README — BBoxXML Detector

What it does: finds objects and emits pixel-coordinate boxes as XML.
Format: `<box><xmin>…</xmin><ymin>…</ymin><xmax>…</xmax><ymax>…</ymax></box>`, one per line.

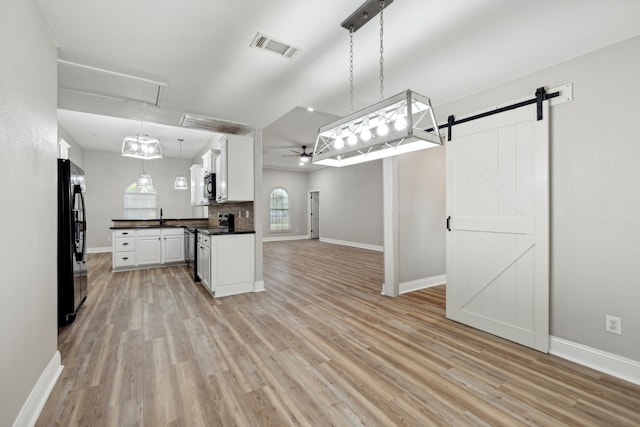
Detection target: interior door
<box><xmin>310</xmin><ymin>191</ymin><xmax>319</xmax><ymax>239</ymax></box>
<box><xmin>446</xmin><ymin>102</ymin><xmax>549</xmax><ymax>352</ymax></box>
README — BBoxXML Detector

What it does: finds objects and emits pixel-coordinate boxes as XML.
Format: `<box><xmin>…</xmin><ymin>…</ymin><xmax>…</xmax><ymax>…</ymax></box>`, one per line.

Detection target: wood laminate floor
<box><xmin>37</xmin><ymin>240</ymin><xmax>640</xmax><ymax>426</ymax></box>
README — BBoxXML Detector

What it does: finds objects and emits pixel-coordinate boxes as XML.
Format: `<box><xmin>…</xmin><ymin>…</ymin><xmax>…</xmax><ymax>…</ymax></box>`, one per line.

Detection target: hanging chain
<box><xmin>349</xmin><ymin>25</ymin><xmax>354</xmax><ymax>113</ymax></box>
<box><xmin>379</xmin><ymin>0</ymin><xmax>384</xmax><ymax>101</ymax></box>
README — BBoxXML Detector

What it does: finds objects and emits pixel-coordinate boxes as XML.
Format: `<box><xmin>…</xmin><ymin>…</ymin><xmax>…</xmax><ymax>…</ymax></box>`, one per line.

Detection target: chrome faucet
<box><xmin>160</xmin><ymin>208</ymin><xmax>166</xmax><ymax>224</ymax></box>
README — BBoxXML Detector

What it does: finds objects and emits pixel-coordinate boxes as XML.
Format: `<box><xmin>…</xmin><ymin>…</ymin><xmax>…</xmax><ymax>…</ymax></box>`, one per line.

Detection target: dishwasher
<box><xmin>184</xmin><ymin>227</ymin><xmax>199</xmax><ymax>281</ymax></box>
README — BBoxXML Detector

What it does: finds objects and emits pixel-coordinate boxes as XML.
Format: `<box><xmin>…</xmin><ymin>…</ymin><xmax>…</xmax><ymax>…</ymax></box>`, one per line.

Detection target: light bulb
<box><xmin>394</xmin><ymin>115</ymin><xmax>407</xmax><ymax>130</ymax></box>
<box><xmin>377</xmin><ymin>112</ymin><xmax>389</xmax><ymax>136</ymax></box>
<box><xmin>334</xmin><ymin>128</ymin><xmax>344</xmax><ymax>149</ymax></box>
<box><xmin>394</xmin><ymin>104</ymin><xmax>407</xmax><ymax>130</ymax></box>
<box><xmin>347</xmin><ymin>123</ymin><xmax>358</xmax><ymax>145</ymax></box>
<box><xmin>360</xmin><ymin>117</ymin><xmax>371</xmax><ymax>141</ymax></box>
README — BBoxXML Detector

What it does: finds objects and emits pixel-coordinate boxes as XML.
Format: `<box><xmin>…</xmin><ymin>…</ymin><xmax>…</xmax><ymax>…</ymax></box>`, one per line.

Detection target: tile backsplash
<box><xmin>208</xmin><ymin>201</ymin><xmax>254</xmax><ymax>231</ymax></box>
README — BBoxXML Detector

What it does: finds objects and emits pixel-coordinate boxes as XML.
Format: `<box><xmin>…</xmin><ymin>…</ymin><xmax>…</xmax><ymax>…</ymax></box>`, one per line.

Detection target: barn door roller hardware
<box><xmin>441</xmin><ymin>84</ymin><xmax>573</xmax><ymax>141</ymax></box>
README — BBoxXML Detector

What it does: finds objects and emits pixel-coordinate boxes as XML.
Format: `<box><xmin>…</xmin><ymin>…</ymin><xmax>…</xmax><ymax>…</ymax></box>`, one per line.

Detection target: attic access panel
<box><xmin>58</xmin><ymin>60</ymin><xmax>166</xmax><ymax>107</ymax></box>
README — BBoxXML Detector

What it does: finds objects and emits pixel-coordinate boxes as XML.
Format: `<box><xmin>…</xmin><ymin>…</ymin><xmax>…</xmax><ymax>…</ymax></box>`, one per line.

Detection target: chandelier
<box><xmin>122</xmin><ymin>132</ymin><xmax>163</xmax><ymax>160</ymax></box>
<box><xmin>313</xmin><ymin>0</ymin><xmax>441</xmax><ymax>167</ymax></box>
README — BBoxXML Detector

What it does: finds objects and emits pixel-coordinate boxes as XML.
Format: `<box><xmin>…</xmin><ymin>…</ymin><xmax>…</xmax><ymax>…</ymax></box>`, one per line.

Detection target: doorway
<box><xmin>310</xmin><ymin>191</ymin><xmax>319</xmax><ymax>239</ymax></box>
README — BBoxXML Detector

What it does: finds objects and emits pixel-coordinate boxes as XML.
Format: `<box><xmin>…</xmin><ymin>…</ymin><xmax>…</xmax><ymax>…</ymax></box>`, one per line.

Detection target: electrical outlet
<box><xmin>605</xmin><ymin>315</ymin><xmax>622</xmax><ymax>335</ymax></box>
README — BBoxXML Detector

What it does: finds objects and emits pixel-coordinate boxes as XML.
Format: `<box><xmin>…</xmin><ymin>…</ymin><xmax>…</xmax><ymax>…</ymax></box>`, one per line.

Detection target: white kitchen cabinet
<box><xmin>197</xmin><ymin>232</ymin><xmax>211</xmax><ymax>290</ymax></box>
<box><xmin>208</xmin><ymin>233</ymin><xmax>255</xmax><ymax>297</ymax></box>
<box><xmin>112</xmin><ymin>227</ymin><xmax>185</xmax><ymax>270</ymax></box>
<box><xmin>161</xmin><ymin>228</ymin><xmax>185</xmax><ymax>264</ymax></box>
<box><xmin>201</xmin><ymin>150</ymin><xmax>213</xmax><ymax>175</ymax></box>
<box><xmin>216</xmin><ymin>135</ymin><xmax>254</xmax><ymax>203</ymax></box>
<box><xmin>190</xmin><ymin>164</ymin><xmax>207</xmax><ymax>206</ymax></box>
<box><xmin>136</xmin><ymin>229</ymin><xmax>162</xmax><ymax>265</ymax></box>
<box><xmin>112</xmin><ymin>229</ymin><xmax>136</xmax><ymax>269</ymax></box>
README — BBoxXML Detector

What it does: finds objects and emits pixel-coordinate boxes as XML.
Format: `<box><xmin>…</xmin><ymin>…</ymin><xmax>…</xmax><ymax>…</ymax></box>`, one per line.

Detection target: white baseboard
<box><xmin>549</xmin><ymin>336</ymin><xmax>640</xmax><ymax>386</ymax></box>
<box><xmin>399</xmin><ymin>274</ymin><xmax>446</xmax><ymax>294</ymax></box>
<box><xmin>12</xmin><ymin>351</ymin><xmax>63</xmax><ymax>427</ymax></box>
<box><xmin>88</xmin><ymin>246</ymin><xmax>111</xmax><ymax>254</ymax></box>
<box><xmin>263</xmin><ymin>235</ymin><xmax>309</xmax><ymax>242</ymax></box>
<box><xmin>253</xmin><ymin>280</ymin><xmax>265</xmax><ymax>292</ymax></box>
<box><xmin>319</xmin><ymin>237</ymin><xmax>383</xmax><ymax>252</ymax></box>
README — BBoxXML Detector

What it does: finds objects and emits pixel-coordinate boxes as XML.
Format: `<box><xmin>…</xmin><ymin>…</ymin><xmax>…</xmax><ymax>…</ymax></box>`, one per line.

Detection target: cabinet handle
<box><xmin>123</xmin><ymin>242</ymin><xmax>129</xmax><ymax>246</ymax></box>
<box><xmin>122</xmin><ymin>232</ymin><xmax>129</xmax><ymax>235</ymax></box>
<box><xmin>123</xmin><ymin>257</ymin><xmax>129</xmax><ymax>260</ymax></box>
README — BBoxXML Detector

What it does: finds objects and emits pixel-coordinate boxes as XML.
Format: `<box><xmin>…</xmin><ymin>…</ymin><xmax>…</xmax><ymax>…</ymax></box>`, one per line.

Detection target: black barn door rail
<box><xmin>429</xmin><ymin>86</ymin><xmax>560</xmax><ymax>141</ymax></box>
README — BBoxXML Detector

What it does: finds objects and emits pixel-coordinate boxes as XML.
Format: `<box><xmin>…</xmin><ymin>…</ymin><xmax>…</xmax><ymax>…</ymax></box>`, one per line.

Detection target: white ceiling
<box><xmin>38</xmin><ymin>0</ymin><xmax>640</xmax><ymax>169</ymax></box>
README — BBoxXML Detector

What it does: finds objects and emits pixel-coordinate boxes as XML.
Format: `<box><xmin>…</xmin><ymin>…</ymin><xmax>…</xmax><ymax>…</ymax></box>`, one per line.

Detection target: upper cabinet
<box><xmin>216</xmin><ymin>135</ymin><xmax>254</xmax><ymax>203</ymax></box>
<box><xmin>190</xmin><ymin>164</ymin><xmax>207</xmax><ymax>206</ymax></box>
<box><xmin>202</xmin><ymin>149</ymin><xmax>214</xmax><ymax>176</ymax></box>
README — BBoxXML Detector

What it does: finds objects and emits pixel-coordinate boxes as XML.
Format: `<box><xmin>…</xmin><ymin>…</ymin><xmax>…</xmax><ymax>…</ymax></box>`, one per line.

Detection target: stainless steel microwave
<box><xmin>204</xmin><ymin>173</ymin><xmax>216</xmax><ymax>201</ymax></box>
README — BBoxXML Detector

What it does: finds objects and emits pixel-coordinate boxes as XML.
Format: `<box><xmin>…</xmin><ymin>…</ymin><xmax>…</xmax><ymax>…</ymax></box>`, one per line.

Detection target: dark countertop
<box><xmin>197</xmin><ymin>228</ymin><xmax>256</xmax><ymax>236</ymax></box>
<box><xmin>112</xmin><ymin>218</ymin><xmax>207</xmax><ymax>222</ymax></box>
<box><xmin>110</xmin><ymin>225</ymin><xmax>186</xmax><ymax>230</ymax></box>
<box><xmin>111</xmin><ymin>218</ymin><xmax>209</xmax><ymax>230</ymax></box>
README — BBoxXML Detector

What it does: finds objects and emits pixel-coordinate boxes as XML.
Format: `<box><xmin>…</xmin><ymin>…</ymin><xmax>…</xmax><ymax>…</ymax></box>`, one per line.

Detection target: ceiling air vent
<box><xmin>179</xmin><ymin>113</ymin><xmax>253</xmax><ymax>135</ymax></box>
<box><xmin>250</xmin><ymin>32</ymin><xmax>300</xmax><ymax>59</ymax></box>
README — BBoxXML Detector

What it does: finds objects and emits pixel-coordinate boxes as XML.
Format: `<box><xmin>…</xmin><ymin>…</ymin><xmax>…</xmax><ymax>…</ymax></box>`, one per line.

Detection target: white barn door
<box><xmin>446</xmin><ymin>102</ymin><xmax>549</xmax><ymax>352</ymax></box>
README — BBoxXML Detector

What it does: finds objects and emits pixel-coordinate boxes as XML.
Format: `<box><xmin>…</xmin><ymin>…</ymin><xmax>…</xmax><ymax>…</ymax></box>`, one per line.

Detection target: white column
<box><xmin>382</xmin><ymin>156</ymin><xmax>399</xmax><ymax>297</ymax></box>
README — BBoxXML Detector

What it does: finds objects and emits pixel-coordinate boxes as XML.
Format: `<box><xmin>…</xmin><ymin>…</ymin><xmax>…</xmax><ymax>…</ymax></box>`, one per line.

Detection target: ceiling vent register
<box><xmin>250</xmin><ymin>32</ymin><xmax>300</xmax><ymax>59</ymax></box>
<box><xmin>179</xmin><ymin>113</ymin><xmax>253</xmax><ymax>135</ymax></box>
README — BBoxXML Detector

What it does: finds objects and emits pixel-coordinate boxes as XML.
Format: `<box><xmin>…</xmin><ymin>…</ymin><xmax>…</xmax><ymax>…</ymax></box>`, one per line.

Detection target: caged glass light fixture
<box><xmin>122</xmin><ymin>122</ymin><xmax>163</xmax><ymax>159</ymax></box>
<box><xmin>313</xmin><ymin>0</ymin><xmax>442</xmax><ymax>167</ymax></box>
<box><xmin>174</xmin><ymin>138</ymin><xmax>188</xmax><ymax>190</ymax></box>
<box><xmin>136</xmin><ymin>167</ymin><xmax>155</xmax><ymax>193</ymax></box>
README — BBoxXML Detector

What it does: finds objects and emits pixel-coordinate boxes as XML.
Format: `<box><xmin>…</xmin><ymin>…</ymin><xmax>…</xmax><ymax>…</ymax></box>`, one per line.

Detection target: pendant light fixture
<box><xmin>136</xmin><ymin>160</ymin><xmax>156</xmax><ymax>193</ymax></box>
<box><xmin>122</xmin><ymin>121</ymin><xmax>163</xmax><ymax>159</ymax></box>
<box><xmin>313</xmin><ymin>0</ymin><xmax>442</xmax><ymax>167</ymax></box>
<box><xmin>174</xmin><ymin>138</ymin><xmax>188</xmax><ymax>190</ymax></box>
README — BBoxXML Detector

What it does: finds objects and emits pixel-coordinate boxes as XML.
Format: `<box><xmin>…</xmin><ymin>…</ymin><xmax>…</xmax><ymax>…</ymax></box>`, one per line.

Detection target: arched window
<box><xmin>269</xmin><ymin>187</ymin><xmax>290</xmax><ymax>230</ymax></box>
<box><xmin>124</xmin><ymin>181</ymin><xmax>157</xmax><ymax>219</ymax></box>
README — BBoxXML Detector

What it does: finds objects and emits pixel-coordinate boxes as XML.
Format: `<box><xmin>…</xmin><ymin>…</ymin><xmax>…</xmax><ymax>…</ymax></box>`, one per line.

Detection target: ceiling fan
<box><xmin>282</xmin><ymin>145</ymin><xmax>313</xmax><ymax>163</ymax></box>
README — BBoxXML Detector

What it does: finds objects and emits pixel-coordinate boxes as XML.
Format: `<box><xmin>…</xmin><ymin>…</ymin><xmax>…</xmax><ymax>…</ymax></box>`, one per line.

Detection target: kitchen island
<box><xmin>110</xmin><ymin>219</ymin><xmax>260</xmax><ymax>298</ymax></box>
<box><xmin>196</xmin><ymin>228</ymin><xmax>256</xmax><ymax>298</ymax></box>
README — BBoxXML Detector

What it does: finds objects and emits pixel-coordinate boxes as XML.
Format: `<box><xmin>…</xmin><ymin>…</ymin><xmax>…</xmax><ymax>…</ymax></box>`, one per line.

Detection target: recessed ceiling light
<box><xmin>307</xmin><ymin>107</ymin><xmax>314</xmax><ymax>112</ymax></box>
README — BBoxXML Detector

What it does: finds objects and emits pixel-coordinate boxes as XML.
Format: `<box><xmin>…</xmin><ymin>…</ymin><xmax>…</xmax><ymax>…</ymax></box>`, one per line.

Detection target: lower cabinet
<box><xmin>136</xmin><ymin>229</ymin><xmax>162</xmax><ymax>266</ymax></box>
<box><xmin>205</xmin><ymin>233</ymin><xmax>255</xmax><ymax>298</ymax></box>
<box><xmin>197</xmin><ymin>232</ymin><xmax>211</xmax><ymax>290</ymax></box>
<box><xmin>112</xmin><ymin>228</ymin><xmax>185</xmax><ymax>270</ymax></box>
<box><xmin>162</xmin><ymin>229</ymin><xmax>185</xmax><ymax>263</ymax></box>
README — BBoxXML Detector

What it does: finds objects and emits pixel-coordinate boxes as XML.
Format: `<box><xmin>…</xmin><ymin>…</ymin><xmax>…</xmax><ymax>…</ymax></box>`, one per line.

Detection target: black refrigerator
<box><xmin>57</xmin><ymin>159</ymin><xmax>88</xmax><ymax>326</ymax></box>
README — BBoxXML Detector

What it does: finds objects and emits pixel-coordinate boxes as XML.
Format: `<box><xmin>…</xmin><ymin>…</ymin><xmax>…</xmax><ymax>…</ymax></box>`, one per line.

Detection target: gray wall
<box><xmin>435</xmin><ymin>36</ymin><xmax>640</xmax><ymax>361</ymax></box>
<box><xmin>263</xmin><ymin>169</ymin><xmax>309</xmax><ymax>238</ymax></box>
<box><xmin>85</xmin><ymin>150</ymin><xmax>197</xmax><ymax>249</ymax></box>
<box><xmin>0</xmin><ymin>1</ymin><xmax>58</xmax><ymax>425</ymax></box>
<box><xmin>308</xmin><ymin>161</ymin><xmax>384</xmax><ymax>247</ymax></box>
<box><xmin>398</xmin><ymin>147</ymin><xmax>446</xmax><ymax>282</ymax></box>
